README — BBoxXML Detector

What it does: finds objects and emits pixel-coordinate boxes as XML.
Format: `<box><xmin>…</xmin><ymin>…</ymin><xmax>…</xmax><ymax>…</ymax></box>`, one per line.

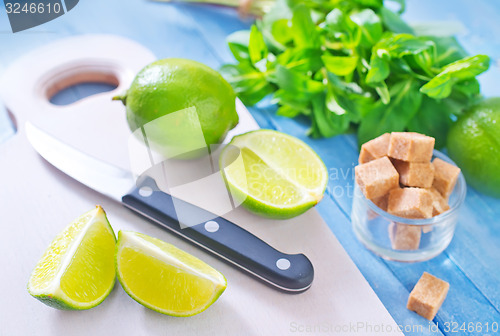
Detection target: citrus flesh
<box><xmin>447</xmin><ymin>97</ymin><xmax>500</xmax><ymax>197</ymax></box>
<box><xmin>116</xmin><ymin>58</ymin><xmax>239</xmax><ymax>156</ymax></box>
<box><xmin>220</xmin><ymin>130</ymin><xmax>328</xmax><ymax>219</ymax></box>
<box><xmin>27</xmin><ymin>206</ymin><xmax>116</xmax><ymax>310</ymax></box>
<box><xmin>115</xmin><ymin>231</ymin><xmax>227</xmax><ymax>317</ymax></box>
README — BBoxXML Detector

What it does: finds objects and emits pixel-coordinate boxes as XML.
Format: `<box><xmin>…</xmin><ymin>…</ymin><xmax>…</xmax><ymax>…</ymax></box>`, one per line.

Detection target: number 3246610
<box><xmin>5</xmin><ymin>2</ymin><xmax>62</xmax><ymax>14</ymax></box>
<box><xmin>442</xmin><ymin>321</ymin><xmax>498</xmax><ymax>333</ymax></box>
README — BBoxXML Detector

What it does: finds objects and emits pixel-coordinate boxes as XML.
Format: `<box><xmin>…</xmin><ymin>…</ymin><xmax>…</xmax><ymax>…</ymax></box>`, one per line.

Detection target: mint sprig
<box><xmin>221</xmin><ymin>0</ymin><xmax>490</xmax><ymax>148</ymax></box>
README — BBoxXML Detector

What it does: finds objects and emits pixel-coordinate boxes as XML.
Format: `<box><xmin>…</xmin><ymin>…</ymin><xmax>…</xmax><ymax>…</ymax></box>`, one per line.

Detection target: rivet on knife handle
<box><xmin>121</xmin><ymin>176</ymin><xmax>314</xmax><ymax>293</ymax></box>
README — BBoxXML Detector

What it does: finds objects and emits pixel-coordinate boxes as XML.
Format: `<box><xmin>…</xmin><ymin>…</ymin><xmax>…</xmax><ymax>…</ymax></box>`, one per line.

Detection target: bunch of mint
<box><xmin>220</xmin><ymin>0</ymin><xmax>490</xmax><ymax>147</ymax></box>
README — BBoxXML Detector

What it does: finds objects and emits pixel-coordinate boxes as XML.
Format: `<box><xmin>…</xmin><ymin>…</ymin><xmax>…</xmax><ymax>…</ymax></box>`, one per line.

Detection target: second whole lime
<box><xmin>115</xmin><ymin>58</ymin><xmax>239</xmax><ymax>157</ymax></box>
<box><xmin>447</xmin><ymin>97</ymin><xmax>500</xmax><ymax>197</ymax></box>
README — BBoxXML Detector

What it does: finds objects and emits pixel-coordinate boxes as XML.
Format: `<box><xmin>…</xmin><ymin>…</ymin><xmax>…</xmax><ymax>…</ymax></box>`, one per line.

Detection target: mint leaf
<box><xmin>273</xmin><ymin>64</ymin><xmax>323</xmax><ymax>94</ymax></box>
<box><xmin>454</xmin><ymin>79</ymin><xmax>480</xmax><ymax>98</ymax></box>
<box><xmin>322</xmin><ymin>55</ymin><xmax>359</xmax><ymax>76</ymax></box>
<box><xmin>352</xmin><ymin>0</ymin><xmax>383</xmax><ymax>8</ymax></box>
<box><xmin>278</xmin><ymin>48</ymin><xmax>323</xmax><ymax>73</ymax></box>
<box><xmin>291</xmin><ymin>4</ymin><xmax>319</xmax><ymax>48</ymax></box>
<box><xmin>249</xmin><ymin>25</ymin><xmax>268</xmax><ymax>65</ymax></box>
<box><xmin>379</xmin><ymin>7</ymin><xmax>413</xmax><ymax>34</ymax></box>
<box><xmin>219</xmin><ymin>63</ymin><xmax>274</xmax><ymax>106</ymax></box>
<box><xmin>358</xmin><ymin>79</ymin><xmax>422</xmax><ymax>145</ymax></box>
<box><xmin>271</xmin><ymin>19</ymin><xmax>293</xmax><ymax>46</ymax></box>
<box><xmin>277</xmin><ymin>104</ymin><xmax>302</xmax><ymax>118</ymax></box>
<box><xmin>438</xmin><ymin>54</ymin><xmax>490</xmax><ymax>79</ymax></box>
<box><xmin>311</xmin><ymin>94</ymin><xmax>350</xmax><ymax>138</ymax></box>
<box><xmin>377</xmin><ymin>34</ymin><xmax>435</xmax><ymax>58</ymax></box>
<box><xmin>420</xmin><ymin>54</ymin><xmax>490</xmax><ymax>99</ymax></box>
<box><xmin>349</xmin><ymin>9</ymin><xmax>382</xmax><ymax>47</ymax></box>
<box><xmin>366</xmin><ymin>52</ymin><xmax>390</xmax><ymax>83</ymax></box>
<box><xmin>407</xmin><ymin>96</ymin><xmax>454</xmax><ymax>148</ymax></box>
<box><xmin>372</xmin><ymin>80</ymin><xmax>390</xmax><ymax>104</ymax></box>
<box><xmin>429</xmin><ymin>36</ymin><xmax>467</xmax><ymax>66</ymax></box>
<box><xmin>227</xmin><ymin>30</ymin><xmax>250</xmax><ymax>62</ymax></box>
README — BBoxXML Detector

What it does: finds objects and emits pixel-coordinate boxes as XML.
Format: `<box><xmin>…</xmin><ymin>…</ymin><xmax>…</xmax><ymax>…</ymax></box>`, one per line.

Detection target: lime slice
<box><xmin>27</xmin><ymin>206</ymin><xmax>116</xmax><ymax>310</ymax></box>
<box><xmin>115</xmin><ymin>231</ymin><xmax>227</xmax><ymax>317</ymax></box>
<box><xmin>220</xmin><ymin>130</ymin><xmax>328</xmax><ymax>219</ymax></box>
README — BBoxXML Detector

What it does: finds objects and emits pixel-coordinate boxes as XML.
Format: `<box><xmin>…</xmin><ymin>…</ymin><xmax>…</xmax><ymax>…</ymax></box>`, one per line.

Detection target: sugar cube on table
<box><xmin>388</xmin><ymin>188</ymin><xmax>433</xmax><ymax>219</ymax></box>
<box><xmin>359</xmin><ymin>133</ymin><xmax>391</xmax><ymax>164</ymax></box>
<box><xmin>407</xmin><ymin>272</ymin><xmax>450</xmax><ymax>320</ymax></box>
<box><xmin>393</xmin><ymin>160</ymin><xmax>435</xmax><ymax>188</ymax></box>
<box><xmin>388</xmin><ymin>132</ymin><xmax>435</xmax><ymax>163</ymax></box>
<box><xmin>355</xmin><ymin>156</ymin><xmax>399</xmax><ymax>199</ymax></box>
<box><xmin>432</xmin><ymin>158</ymin><xmax>461</xmax><ymax>199</ymax></box>
<box><xmin>389</xmin><ymin>222</ymin><xmax>422</xmax><ymax>250</ymax></box>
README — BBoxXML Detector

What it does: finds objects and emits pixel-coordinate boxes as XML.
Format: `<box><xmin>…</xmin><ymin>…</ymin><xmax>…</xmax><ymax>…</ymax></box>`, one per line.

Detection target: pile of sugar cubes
<box><xmin>355</xmin><ymin>132</ymin><xmax>457</xmax><ymax>321</ymax></box>
<box><xmin>355</xmin><ymin>132</ymin><xmax>461</xmax><ymax>219</ymax></box>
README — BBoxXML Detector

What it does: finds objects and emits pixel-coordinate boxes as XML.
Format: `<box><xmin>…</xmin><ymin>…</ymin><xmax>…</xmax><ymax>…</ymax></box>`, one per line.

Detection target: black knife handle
<box><xmin>121</xmin><ymin>176</ymin><xmax>314</xmax><ymax>292</ymax></box>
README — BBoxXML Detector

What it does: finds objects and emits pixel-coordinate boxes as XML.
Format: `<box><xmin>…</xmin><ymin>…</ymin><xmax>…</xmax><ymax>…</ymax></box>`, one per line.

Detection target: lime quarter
<box><xmin>27</xmin><ymin>206</ymin><xmax>116</xmax><ymax>310</ymax></box>
<box><xmin>115</xmin><ymin>231</ymin><xmax>227</xmax><ymax>317</ymax></box>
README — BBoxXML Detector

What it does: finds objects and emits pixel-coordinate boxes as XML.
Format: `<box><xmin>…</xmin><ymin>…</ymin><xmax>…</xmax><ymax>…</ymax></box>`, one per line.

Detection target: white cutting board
<box><xmin>0</xmin><ymin>35</ymin><xmax>401</xmax><ymax>336</ymax></box>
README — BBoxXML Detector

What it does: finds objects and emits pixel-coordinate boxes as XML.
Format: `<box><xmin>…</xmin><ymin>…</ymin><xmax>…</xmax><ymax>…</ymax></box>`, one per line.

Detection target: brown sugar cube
<box><xmin>367</xmin><ymin>194</ymin><xmax>389</xmax><ymax>220</ymax></box>
<box><xmin>359</xmin><ymin>133</ymin><xmax>391</xmax><ymax>164</ymax></box>
<box><xmin>389</xmin><ymin>222</ymin><xmax>422</xmax><ymax>250</ymax></box>
<box><xmin>432</xmin><ymin>158</ymin><xmax>461</xmax><ymax>199</ymax></box>
<box><xmin>388</xmin><ymin>132</ymin><xmax>435</xmax><ymax>163</ymax></box>
<box><xmin>407</xmin><ymin>272</ymin><xmax>449</xmax><ymax>320</ymax></box>
<box><xmin>428</xmin><ymin>187</ymin><xmax>450</xmax><ymax>216</ymax></box>
<box><xmin>393</xmin><ymin>160</ymin><xmax>435</xmax><ymax>188</ymax></box>
<box><xmin>355</xmin><ymin>157</ymin><xmax>399</xmax><ymax>199</ymax></box>
<box><xmin>422</xmin><ymin>225</ymin><xmax>433</xmax><ymax>234</ymax></box>
<box><xmin>422</xmin><ymin>188</ymin><xmax>450</xmax><ymax>234</ymax></box>
<box><xmin>388</xmin><ymin>188</ymin><xmax>433</xmax><ymax>219</ymax></box>
<box><xmin>372</xmin><ymin>193</ymin><xmax>389</xmax><ymax>211</ymax></box>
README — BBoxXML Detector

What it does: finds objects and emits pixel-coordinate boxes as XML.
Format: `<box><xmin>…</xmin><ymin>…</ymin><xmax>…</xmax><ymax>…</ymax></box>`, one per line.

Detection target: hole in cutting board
<box><xmin>44</xmin><ymin>65</ymin><xmax>120</xmax><ymax>106</ymax></box>
<box><xmin>50</xmin><ymin>82</ymin><xmax>118</xmax><ymax>105</ymax></box>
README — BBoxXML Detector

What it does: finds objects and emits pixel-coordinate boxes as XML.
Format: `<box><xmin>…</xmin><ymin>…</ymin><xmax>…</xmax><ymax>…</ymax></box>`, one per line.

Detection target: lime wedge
<box><xmin>27</xmin><ymin>206</ymin><xmax>116</xmax><ymax>310</ymax></box>
<box><xmin>220</xmin><ymin>130</ymin><xmax>328</xmax><ymax>219</ymax></box>
<box><xmin>115</xmin><ymin>231</ymin><xmax>227</xmax><ymax>316</ymax></box>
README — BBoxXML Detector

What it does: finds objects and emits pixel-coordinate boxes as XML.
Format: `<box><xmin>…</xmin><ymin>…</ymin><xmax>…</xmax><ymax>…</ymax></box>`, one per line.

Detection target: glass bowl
<box><xmin>351</xmin><ymin>150</ymin><xmax>466</xmax><ymax>262</ymax></box>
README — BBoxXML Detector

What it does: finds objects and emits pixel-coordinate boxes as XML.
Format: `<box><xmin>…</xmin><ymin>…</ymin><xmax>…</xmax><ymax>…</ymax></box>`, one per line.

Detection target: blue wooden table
<box><xmin>1</xmin><ymin>1</ymin><xmax>499</xmax><ymax>335</ymax></box>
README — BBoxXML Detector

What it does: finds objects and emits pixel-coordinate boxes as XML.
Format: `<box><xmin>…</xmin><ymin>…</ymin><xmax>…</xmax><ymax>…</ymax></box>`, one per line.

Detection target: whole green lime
<box><xmin>447</xmin><ymin>97</ymin><xmax>500</xmax><ymax>197</ymax></box>
<box><xmin>115</xmin><ymin>58</ymin><xmax>239</xmax><ymax>158</ymax></box>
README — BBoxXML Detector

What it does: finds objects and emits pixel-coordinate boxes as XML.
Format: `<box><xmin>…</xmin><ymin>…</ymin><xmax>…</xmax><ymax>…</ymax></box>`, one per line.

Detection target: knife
<box><xmin>25</xmin><ymin>122</ymin><xmax>314</xmax><ymax>293</ymax></box>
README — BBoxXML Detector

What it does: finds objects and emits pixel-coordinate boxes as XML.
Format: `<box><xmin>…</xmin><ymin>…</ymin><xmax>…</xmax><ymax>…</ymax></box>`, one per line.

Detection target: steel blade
<box><xmin>25</xmin><ymin>122</ymin><xmax>134</xmax><ymax>202</ymax></box>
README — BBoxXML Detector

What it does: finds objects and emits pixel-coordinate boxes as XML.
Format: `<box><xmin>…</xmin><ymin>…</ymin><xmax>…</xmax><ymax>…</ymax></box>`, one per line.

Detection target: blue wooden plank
<box><xmin>386</xmin><ymin>253</ymin><xmax>500</xmax><ymax>335</ymax></box>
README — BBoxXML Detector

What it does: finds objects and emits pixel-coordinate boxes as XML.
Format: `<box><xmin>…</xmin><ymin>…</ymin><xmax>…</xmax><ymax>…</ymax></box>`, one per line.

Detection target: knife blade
<box><xmin>25</xmin><ymin>122</ymin><xmax>314</xmax><ymax>293</ymax></box>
